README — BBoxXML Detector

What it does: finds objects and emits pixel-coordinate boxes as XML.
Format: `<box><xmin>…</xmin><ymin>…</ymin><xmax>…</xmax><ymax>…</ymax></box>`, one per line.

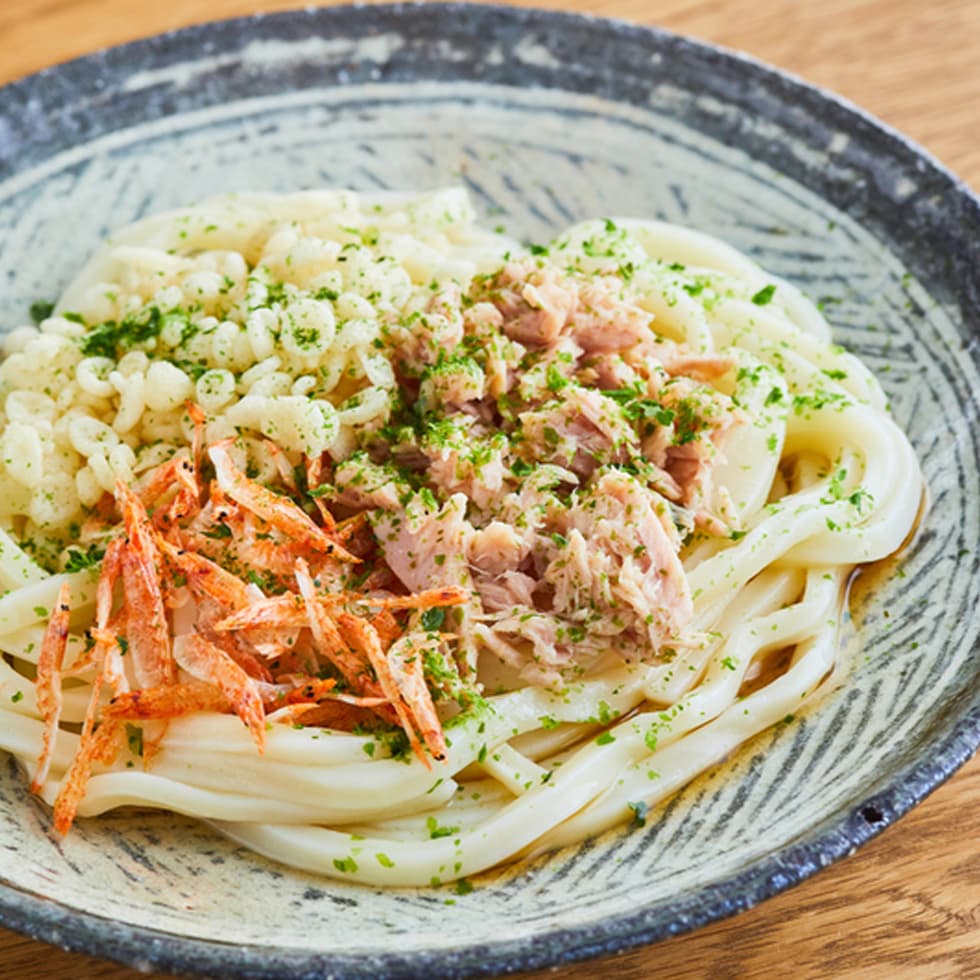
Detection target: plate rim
<box><xmin>0</xmin><ymin>4</ymin><xmax>978</xmax><ymax>978</ymax></box>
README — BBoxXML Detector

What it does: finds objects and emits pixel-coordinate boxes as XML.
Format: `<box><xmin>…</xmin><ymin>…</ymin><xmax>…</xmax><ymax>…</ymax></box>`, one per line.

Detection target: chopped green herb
<box><xmin>202</xmin><ymin>523</ymin><xmax>233</xmax><ymax>540</ymax></box>
<box><xmin>246</xmin><ymin>570</ymin><xmax>275</xmax><ymax>591</ymax></box>
<box><xmin>546</xmin><ymin>362</ymin><xmax>569</xmax><ymax>392</ymax></box>
<box><xmin>125</xmin><ymin>723</ymin><xmax>143</xmax><ymax>758</ymax></box>
<box><xmin>420</xmin><ymin>607</ymin><xmax>446</xmax><ymax>632</ymax></box>
<box><xmin>64</xmin><ymin>543</ymin><xmax>105</xmax><ymax>572</ymax></box>
<box><xmin>29</xmin><ymin>300</ymin><xmax>55</xmax><ymax>324</ymax></box>
<box><xmin>621</xmin><ymin>399</ymin><xmax>675</xmax><ymax>426</ymax></box>
<box><xmin>426</xmin><ymin>816</ymin><xmax>460</xmax><ymax>839</ymax></box>
<box><xmin>77</xmin><ymin>304</ymin><xmax>168</xmax><ymax>358</ymax></box>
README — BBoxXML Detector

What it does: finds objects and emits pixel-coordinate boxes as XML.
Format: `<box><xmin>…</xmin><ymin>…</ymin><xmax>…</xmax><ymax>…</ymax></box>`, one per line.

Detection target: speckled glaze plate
<box><xmin>0</xmin><ymin>5</ymin><xmax>978</xmax><ymax>978</ymax></box>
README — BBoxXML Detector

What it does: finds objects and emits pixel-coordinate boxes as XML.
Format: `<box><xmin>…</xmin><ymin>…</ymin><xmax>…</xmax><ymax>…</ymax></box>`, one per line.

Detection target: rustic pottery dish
<box><xmin>0</xmin><ymin>5</ymin><xmax>977</xmax><ymax>978</ymax></box>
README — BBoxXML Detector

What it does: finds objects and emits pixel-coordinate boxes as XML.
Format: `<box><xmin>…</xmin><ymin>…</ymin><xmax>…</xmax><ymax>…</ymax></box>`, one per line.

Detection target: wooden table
<box><xmin>0</xmin><ymin>1</ymin><xmax>977</xmax><ymax>977</ymax></box>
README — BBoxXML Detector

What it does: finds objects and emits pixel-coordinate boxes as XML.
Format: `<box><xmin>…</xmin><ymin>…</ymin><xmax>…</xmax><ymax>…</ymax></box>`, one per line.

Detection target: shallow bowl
<box><xmin>0</xmin><ymin>4</ymin><xmax>978</xmax><ymax>978</ymax></box>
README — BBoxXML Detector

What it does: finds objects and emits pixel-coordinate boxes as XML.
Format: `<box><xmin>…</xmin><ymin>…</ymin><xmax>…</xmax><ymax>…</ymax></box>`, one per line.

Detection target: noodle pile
<box><xmin>0</xmin><ymin>190</ymin><xmax>921</xmax><ymax>886</ymax></box>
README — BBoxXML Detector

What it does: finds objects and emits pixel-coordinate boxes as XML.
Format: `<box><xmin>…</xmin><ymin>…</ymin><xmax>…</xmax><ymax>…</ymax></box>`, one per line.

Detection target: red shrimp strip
<box><xmin>92</xmin><ymin>540</ymin><xmax>130</xmax><ymax>694</ymax></box>
<box><xmin>116</xmin><ymin>479</ymin><xmax>175</xmax><ymax>688</ymax></box>
<box><xmin>240</xmin><ymin>511</ymin><xmax>305</xmax><ymax>577</ymax></box>
<box><xmin>306</xmin><ymin>453</ymin><xmax>336</xmax><ymax>528</ymax></box>
<box><xmin>174</xmin><ymin>633</ymin><xmax>266</xmax><ymax>752</ymax></box>
<box><xmin>186</xmin><ymin>401</ymin><xmax>206</xmax><ymax>478</ymax></box>
<box><xmin>282</xmin><ymin>701</ymin><xmax>376</xmax><ymax>730</ymax></box>
<box><xmin>386</xmin><ymin>634</ymin><xmax>448</xmax><ymax>763</ymax></box>
<box><xmin>212</xmin><ymin>594</ymin><xmax>323</xmax><ymax>631</ymax></box>
<box><xmin>335</xmin><ymin>612</ymin><xmax>435</xmax><ymax>768</ymax></box>
<box><xmin>106</xmin><ymin>677</ymin><xmax>348</xmax><ymax>723</ymax></box>
<box><xmin>371</xmin><ymin>609</ymin><xmax>402</xmax><ymax>649</ymax></box>
<box><xmin>137</xmin><ymin>456</ymin><xmax>199</xmax><ymax>528</ymax></box>
<box><xmin>333</xmin><ymin>512</ymin><xmax>367</xmax><ymax>543</ymax></box>
<box><xmin>222</xmin><ymin>640</ymin><xmax>274</xmax><ymax>683</ymax></box>
<box><xmin>52</xmin><ymin>680</ymin><xmax>124</xmax><ymax>835</ymax></box>
<box><xmin>52</xmin><ymin>542</ymin><xmax>133</xmax><ymax>828</ymax></box>
<box><xmin>213</xmin><ymin>586</ymin><xmax>471</xmax><ymax>632</ymax></box>
<box><xmin>209</xmin><ymin>440</ymin><xmax>357</xmax><ymax>560</ymax></box>
<box><xmin>89</xmin><ymin>619</ymin><xmax>130</xmax><ymax>696</ymax></box>
<box><xmin>294</xmin><ymin>559</ymin><xmax>379</xmax><ymax>692</ymax></box>
<box><xmin>260</xmin><ymin>676</ymin><xmax>376</xmax><ymax>709</ymax></box>
<box><xmin>157</xmin><ymin>535</ymin><xmax>253</xmax><ymax>610</ymax></box>
<box><xmin>30</xmin><ymin>582</ymin><xmax>71</xmax><ymax>793</ymax></box>
<box><xmin>269</xmin><ymin>691</ymin><xmax>389</xmax><ymax>727</ymax></box>
<box><xmin>96</xmin><ymin>538</ymin><xmax>124</xmax><ymax>628</ymax></box>
<box><xmin>264</xmin><ymin>440</ymin><xmax>297</xmax><ymax>490</ymax></box>
<box><xmin>61</xmin><ymin>539</ymin><xmax>126</xmax><ymax>681</ymax></box>
<box><xmin>278</xmin><ymin>677</ymin><xmax>339</xmax><ymax>706</ymax></box>
<box><xmin>165</xmin><ymin>456</ymin><xmax>201</xmax><ymax>527</ymax></box>
<box><xmin>103</xmin><ymin>681</ymin><xmax>230</xmax><ymax>720</ymax></box>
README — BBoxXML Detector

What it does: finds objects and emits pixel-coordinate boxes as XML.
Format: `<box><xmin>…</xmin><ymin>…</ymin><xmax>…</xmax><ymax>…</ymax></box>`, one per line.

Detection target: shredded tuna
<box><xmin>333</xmin><ymin>455</ymin><xmax>409</xmax><ymax>512</ymax></box>
<box><xmin>425</xmin><ymin>441</ymin><xmax>507</xmax><ymax>511</ymax></box>
<box><xmin>371</xmin><ymin>494</ymin><xmax>473</xmax><ymax>594</ymax></box>
<box><xmin>568</xmin><ymin>277</ymin><xmax>654</xmax><ymax>353</ymax></box>
<box><xmin>561</xmin><ymin>470</ymin><xmax>693</xmax><ymax>643</ymax></box>
<box><xmin>489</xmin><ymin>259</ymin><xmax>578</xmax><ymax>346</ymax></box>
<box><xmin>473</xmin><ymin>571</ymin><xmax>538</xmax><ymax>613</ymax></box>
<box><xmin>468</xmin><ymin>521</ymin><xmax>528</xmax><ymax>576</ymax></box>
<box><xmin>519</xmin><ymin>386</ymin><xmax>637</xmax><ymax>479</ymax></box>
<box><xmin>392</xmin><ymin>285</ymin><xmax>464</xmax><ymax>371</ymax></box>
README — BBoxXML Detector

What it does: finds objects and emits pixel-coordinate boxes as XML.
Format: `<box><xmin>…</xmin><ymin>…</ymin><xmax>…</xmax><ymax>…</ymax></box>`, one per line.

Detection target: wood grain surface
<box><xmin>0</xmin><ymin>2</ymin><xmax>978</xmax><ymax>978</ymax></box>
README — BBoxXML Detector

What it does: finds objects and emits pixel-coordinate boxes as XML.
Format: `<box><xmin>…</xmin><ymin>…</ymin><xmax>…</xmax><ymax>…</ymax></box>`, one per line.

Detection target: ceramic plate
<box><xmin>0</xmin><ymin>5</ymin><xmax>978</xmax><ymax>978</ymax></box>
